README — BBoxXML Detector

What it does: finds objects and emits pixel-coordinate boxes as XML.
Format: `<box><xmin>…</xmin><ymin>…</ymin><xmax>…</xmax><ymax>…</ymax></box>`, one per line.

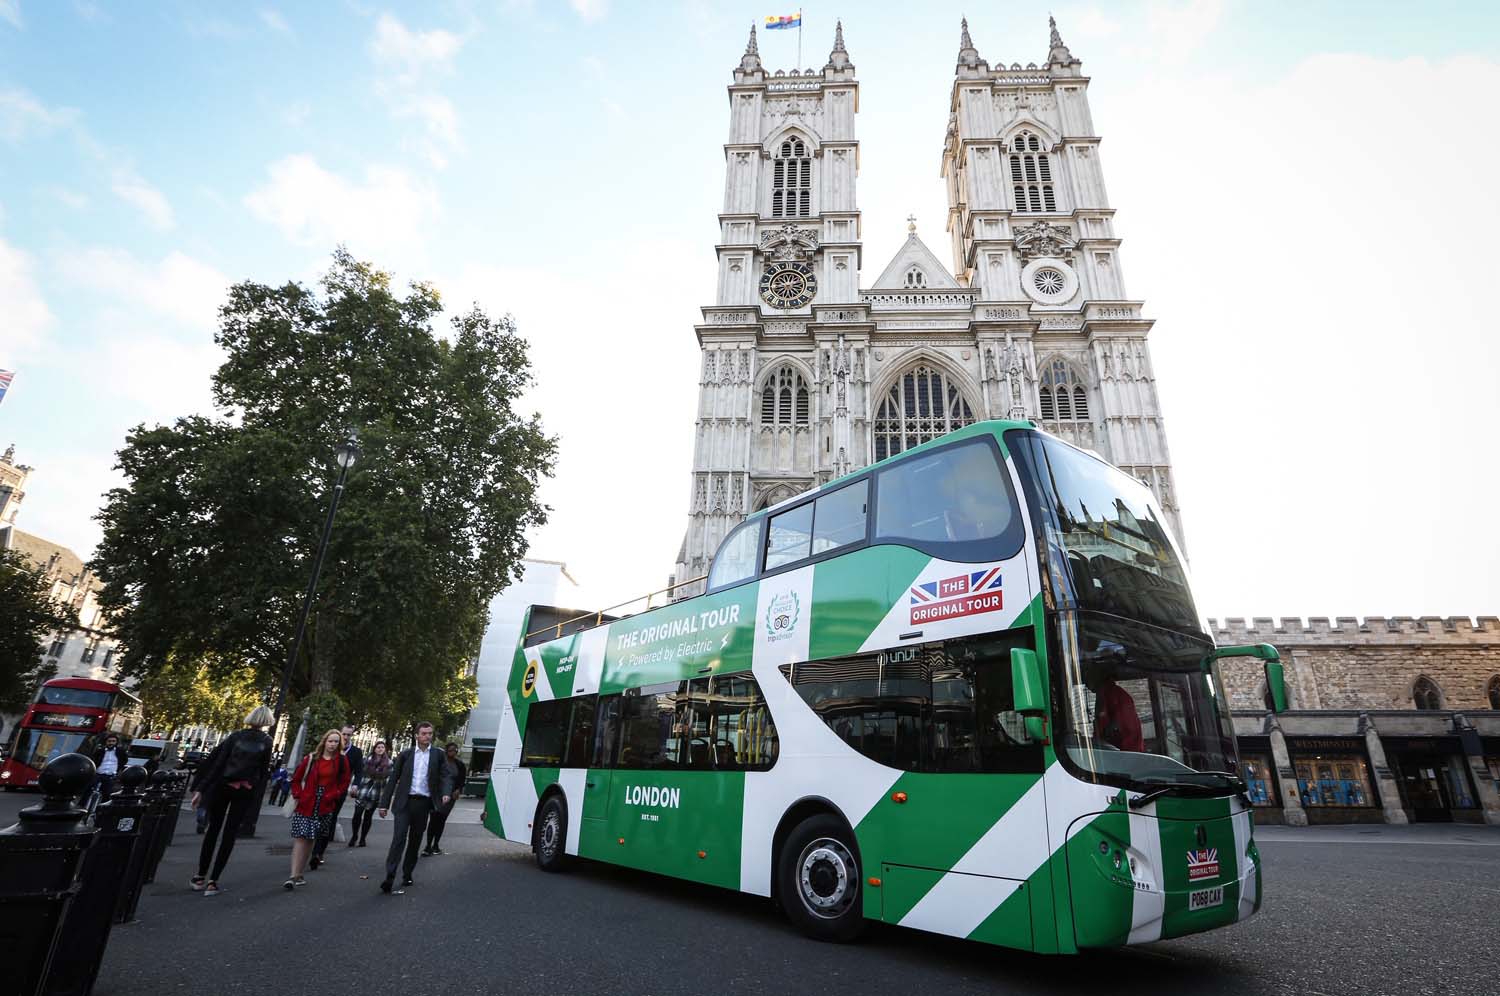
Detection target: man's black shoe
<box><xmin>401</xmin><ymin>877</ymin><xmax>414</xmax><ymax>887</ymax></box>
<box><xmin>380</xmin><ymin>878</ymin><xmax>393</xmax><ymax>894</ymax></box>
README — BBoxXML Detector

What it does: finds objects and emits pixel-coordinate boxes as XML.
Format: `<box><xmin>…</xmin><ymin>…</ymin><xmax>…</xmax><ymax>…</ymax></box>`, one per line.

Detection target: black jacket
<box><xmin>191</xmin><ymin>728</ymin><xmax>274</xmax><ymax>795</ymax></box>
<box><xmin>91</xmin><ymin>744</ymin><xmax>128</xmax><ymax>774</ymax></box>
<box><xmin>379</xmin><ymin>746</ymin><xmax>454</xmax><ymax>810</ymax></box>
<box><xmin>344</xmin><ymin>743</ymin><xmax>364</xmax><ymax>782</ymax></box>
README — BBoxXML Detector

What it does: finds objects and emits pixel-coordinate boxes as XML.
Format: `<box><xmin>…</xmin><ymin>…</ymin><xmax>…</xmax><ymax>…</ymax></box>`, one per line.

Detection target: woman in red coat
<box><xmin>284</xmin><ymin>729</ymin><xmax>351</xmax><ymax>890</ymax></box>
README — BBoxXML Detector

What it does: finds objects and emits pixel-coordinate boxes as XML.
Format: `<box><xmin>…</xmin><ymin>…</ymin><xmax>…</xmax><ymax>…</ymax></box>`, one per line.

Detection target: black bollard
<box><xmin>111</xmin><ymin>768</ymin><xmax>155</xmax><ymax>924</ymax></box>
<box><xmin>114</xmin><ymin>771</ymin><xmax>166</xmax><ymax>921</ymax></box>
<box><xmin>141</xmin><ymin>771</ymin><xmax>175</xmax><ymax>885</ymax></box>
<box><xmin>46</xmin><ymin>767</ymin><xmax>146</xmax><ymax>996</ymax></box>
<box><xmin>158</xmin><ymin>772</ymin><xmax>187</xmax><ymax>850</ymax></box>
<box><xmin>0</xmin><ymin>754</ymin><xmax>97</xmax><ymax>996</ymax></box>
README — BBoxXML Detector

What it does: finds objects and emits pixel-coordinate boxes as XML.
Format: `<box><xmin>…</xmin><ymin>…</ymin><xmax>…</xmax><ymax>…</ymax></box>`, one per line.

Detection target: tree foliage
<box><xmin>134</xmin><ymin>654</ymin><xmax>262</xmax><ymax>735</ymax></box>
<box><xmin>0</xmin><ymin>549</ymin><xmax>76</xmax><ymax>713</ymax></box>
<box><xmin>91</xmin><ymin>249</ymin><xmax>555</xmax><ymax>730</ymax></box>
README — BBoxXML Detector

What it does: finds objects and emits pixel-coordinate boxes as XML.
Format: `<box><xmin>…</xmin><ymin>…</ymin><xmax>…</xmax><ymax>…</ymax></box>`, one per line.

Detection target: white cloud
<box><xmin>0</xmin><ymin>87</ymin><xmax>76</xmax><ymax>141</ymax></box>
<box><xmin>244</xmin><ymin>154</ymin><xmax>440</xmax><ymax>252</ymax></box>
<box><xmin>370</xmin><ymin>13</ymin><xmax>463</xmax><ymax>82</ymax></box>
<box><xmin>0</xmin><ymin>236</ymin><xmax>54</xmax><ymax>358</ymax></box>
<box><xmin>569</xmin><ymin>0</ymin><xmax>608</xmax><ymax>24</ymax></box>
<box><xmin>1136</xmin><ymin>0</ymin><xmax>1228</xmax><ymax>63</ymax></box>
<box><xmin>259</xmin><ymin>8</ymin><xmax>292</xmax><ymax>34</ymax></box>
<box><xmin>49</xmin><ymin>187</ymin><xmax>89</xmax><ymax>210</ymax></box>
<box><xmin>52</xmin><ymin>247</ymin><xmax>230</xmax><ymax>330</ymax></box>
<box><xmin>0</xmin><ymin>0</ymin><xmax>20</xmax><ymax>29</ymax></box>
<box><xmin>110</xmin><ymin>168</ymin><xmax>175</xmax><ymax>229</ymax></box>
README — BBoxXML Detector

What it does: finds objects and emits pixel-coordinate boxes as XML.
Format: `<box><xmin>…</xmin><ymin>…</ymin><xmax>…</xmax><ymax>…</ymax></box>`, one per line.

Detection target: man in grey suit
<box><xmin>378</xmin><ymin>721</ymin><xmax>453</xmax><ymax>894</ymax></box>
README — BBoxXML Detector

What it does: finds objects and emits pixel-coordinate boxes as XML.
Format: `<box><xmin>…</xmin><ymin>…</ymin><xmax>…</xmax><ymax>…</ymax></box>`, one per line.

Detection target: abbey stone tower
<box><xmin>671</xmin><ymin>18</ymin><xmax>1182</xmax><ymax>593</ymax></box>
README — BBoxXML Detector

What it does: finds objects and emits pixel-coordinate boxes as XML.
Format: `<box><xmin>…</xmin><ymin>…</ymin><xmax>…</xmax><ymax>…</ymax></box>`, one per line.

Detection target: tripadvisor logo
<box><xmin>764</xmin><ymin>590</ymin><xmax>801</xmax><ymax>643</ymax></box>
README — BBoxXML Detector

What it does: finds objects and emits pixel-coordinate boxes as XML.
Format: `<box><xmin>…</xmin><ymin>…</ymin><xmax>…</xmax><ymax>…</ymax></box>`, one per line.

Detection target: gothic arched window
<box><xmin>1488</xmin><ymin>676</ymin><xmax>1500</xmax><ymax>710</ymax></box>
<box><xmin>1009</xmin><ymin>130</ymin><xmax>1056</xmax><ymax>213</ymax></box>
<box><xmin>872</xmin><ymin>364</ymin><xmax>976</xmax><ymax>461</ymax></box>
<box><xmin>1412</xmin><ymin>676</ymin><xmax>1443</xmax><ymax>711</ymax></box>
<box><xmin>904</xmin><ymin>266</ymin><xmax>926</xmax><ymax>288</ymax></box>
<box><xmin>760</xmin><ymin>365</ymin><xmax>809</xmax><ymax>425</ymax></box>
<box><xmin>1038</xmin><ymin>358</ymin><xmax>1089</xmax><ymax>423</ymax></box>
<box><xmin>772</xmin><ymin>138</ymin><xmax>812</xmax><ymax>218</ymax></box>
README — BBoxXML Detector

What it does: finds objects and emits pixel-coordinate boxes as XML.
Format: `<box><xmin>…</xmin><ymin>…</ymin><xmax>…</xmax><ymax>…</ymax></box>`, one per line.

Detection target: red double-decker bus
<box><xmin>1</xmin><ymin>677</ymin><xmax>143</xmax><ymax>790</ymax></box>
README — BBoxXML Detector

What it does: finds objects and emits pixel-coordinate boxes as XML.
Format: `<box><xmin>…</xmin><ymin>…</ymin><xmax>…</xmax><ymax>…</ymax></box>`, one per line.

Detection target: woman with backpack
<box><xmin>348</xmin><ymin>739</ymin><xmax>391</xmax><ymax>847</ymax></box>
<box><xmin>188</xmin><ymin>705</ymin><xmax>276</xmax><ymax>897</ymax></box>
<box><xmin>284</xmin><ymin>729</ymin><xmax>351</xmax><ymax>890</ymax></box>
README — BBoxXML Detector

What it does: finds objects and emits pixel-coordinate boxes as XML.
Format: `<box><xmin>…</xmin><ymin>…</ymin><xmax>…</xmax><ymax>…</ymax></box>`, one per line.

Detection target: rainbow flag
<box><xmin>765</xmin><ymin>12</ymin><xmax>801</xmax><ymax>30</ymax></box>
<box><xmin>0</xmin><ymin>370</ymin><xmax>12</xmax><ymax>407</ymax></box>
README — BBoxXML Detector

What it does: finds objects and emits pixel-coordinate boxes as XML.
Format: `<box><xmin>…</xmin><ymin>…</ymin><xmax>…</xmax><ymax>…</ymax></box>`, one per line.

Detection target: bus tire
<box><xmin>534</xmin><ymin>795</ymin><xmax>568</xmax><ymax>873</ymax></box>
<box><xmin>777</xmin><ymin>814</ymin><xmax>865</xmax><ymax>942</ymax></box>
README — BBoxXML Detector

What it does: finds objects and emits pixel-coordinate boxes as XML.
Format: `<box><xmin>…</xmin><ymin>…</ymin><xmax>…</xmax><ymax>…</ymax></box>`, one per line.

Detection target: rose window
<box><xmin>1033</xmin><ymin>268</ymin><xmax>1065</xmax><ymax>295</ymax></box>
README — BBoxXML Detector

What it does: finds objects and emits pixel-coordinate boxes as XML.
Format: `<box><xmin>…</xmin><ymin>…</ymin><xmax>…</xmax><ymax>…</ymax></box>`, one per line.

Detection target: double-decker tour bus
<box><xmin>482</xmin><ymin>420</ymin><xmax>1287</xmax><ymax>953</ymax></box>
<box><xmin>1</xmin><ymin>677</ymin><xmax>143</xmax><ymax>789</ymax></box>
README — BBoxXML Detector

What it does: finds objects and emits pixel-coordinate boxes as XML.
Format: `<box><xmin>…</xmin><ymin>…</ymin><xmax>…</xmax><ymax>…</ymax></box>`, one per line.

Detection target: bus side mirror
<box><xmin>1263</xmin><ymin>660</ymin><xmax>1288</xmax><ymax>714</ymax></box>
<box><xmin>1011</xmin><ymin>648</ymin><xmax>1046</xmax><ymax>716</ymax></box>
<box><xmin>1205</xmin><ymin>643</ymin><xmax>1286</xmax><ymax>714</ymax></box>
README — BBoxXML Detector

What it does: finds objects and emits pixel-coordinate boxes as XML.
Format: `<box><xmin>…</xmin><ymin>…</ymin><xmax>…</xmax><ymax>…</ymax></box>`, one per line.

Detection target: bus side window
<box><xmin>708</xmin><ymin>520</ymin><xmax>761</xmax><ymax>590</ymax></box>
<box><xmin>873</xmin><ymin>438</ymin><xmax>1023</xmax><ymax>562</ymax></box>
<box><xmin>682</xmin><ymin>674</ymin><xmax>779</xmax><ymax>771</ymax></box>
<box><xmin>563</xmin><ymin>696</ymin><xmax>597</xmax><ymax>768</ymax></box>
<box><xmin>520</xmin><ymin>698</ymin><xmax>571</xmax><ymax>767</ymax></box>
<box><xmin>616</xmin><ymin>682</ymin><xmax>687</xmax><ymax>770</ymax></box>
<box><xmin>591</xmin><ymin>695</ymin><xmax>622</xmax><ymax>769</ymax></box>
<box><xmin>765</xmin><ymin>502</ymin><xmax>814</xmax><ymax>571</ymax></box>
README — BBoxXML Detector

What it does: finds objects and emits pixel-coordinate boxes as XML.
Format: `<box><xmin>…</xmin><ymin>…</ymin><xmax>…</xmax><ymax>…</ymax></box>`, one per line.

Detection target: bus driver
<box><xmin>1084</xmin><ymin>663</ymin><xmax>1144</xmax><ymax>753</ymax></box>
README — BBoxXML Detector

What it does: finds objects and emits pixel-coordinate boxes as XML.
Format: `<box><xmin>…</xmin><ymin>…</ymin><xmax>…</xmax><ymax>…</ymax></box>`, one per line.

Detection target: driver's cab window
<box><xmin>708</xmin><ymin>520</ymin><xmax>760</xmax><ymax>590</ymax></box>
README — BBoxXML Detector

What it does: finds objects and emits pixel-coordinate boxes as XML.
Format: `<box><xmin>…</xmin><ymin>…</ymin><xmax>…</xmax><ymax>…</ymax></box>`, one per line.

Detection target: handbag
<box><xmin>281</xmin><ymin>792</ymin><xmax>297</xmax><ymax>817</ymax></box>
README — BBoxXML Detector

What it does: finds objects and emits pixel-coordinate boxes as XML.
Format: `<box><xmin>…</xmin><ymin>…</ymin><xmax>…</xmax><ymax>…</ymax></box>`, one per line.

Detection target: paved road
<box><xmin>5</xmin><ymin>790</ymin><xmax>1496</xmax><ymax>996</ymax></box>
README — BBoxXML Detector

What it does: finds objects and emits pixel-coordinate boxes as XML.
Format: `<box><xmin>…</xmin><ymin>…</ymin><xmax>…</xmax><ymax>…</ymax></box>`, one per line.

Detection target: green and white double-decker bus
<box><xmin>482</xmin><ymin>420</ymin><xmax>1287</xmax><ymax>953</ymax></box>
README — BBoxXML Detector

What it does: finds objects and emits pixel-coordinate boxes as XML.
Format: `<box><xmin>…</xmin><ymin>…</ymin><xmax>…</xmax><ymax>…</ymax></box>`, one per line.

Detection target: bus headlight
<box><xmin>1</xmin><ymin>770</ymin><xmax>10</xmax><ymax>779</ymax></box>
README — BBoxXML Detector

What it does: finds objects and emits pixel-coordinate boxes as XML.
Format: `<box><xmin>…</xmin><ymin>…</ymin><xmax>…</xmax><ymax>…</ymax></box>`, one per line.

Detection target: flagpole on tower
<box><xmin>797</xmin><ymin>8</ymin><xmax>803</xmax><ymax>67</ymax></box>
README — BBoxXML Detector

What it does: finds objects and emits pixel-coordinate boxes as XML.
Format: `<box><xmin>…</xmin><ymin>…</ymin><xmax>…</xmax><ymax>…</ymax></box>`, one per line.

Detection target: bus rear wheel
<box><xmin>777</xmin><ymin>814</ymin><xmax>865</xmax><ymax>942</ymax></box>
<box><xmin>534</xmin><ymin>795</ymin><xmax>568</xmax><ymax>872</ymax></box>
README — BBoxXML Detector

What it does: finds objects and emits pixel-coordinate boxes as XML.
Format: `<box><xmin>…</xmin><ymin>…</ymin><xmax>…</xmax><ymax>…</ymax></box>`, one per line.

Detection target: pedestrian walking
<box><xmin>377</xmin><ymin>721</ymin><xmax>453</xmax><ymax>894</ymax></box>
<box><xmin>188</xmin><ymin>706</ymin><xmax>275</xmax><ymax>896</ymax></box>
<box><xmin>284</xmin><ymin>729</ymin><xmax>352</xmax><ymax>890</ymax></box>
<box><xmin>423</xmin><ymin>742</ymin><xmax>468</xmax><ymax>856</ymax></box>
<box><xmin>87</xmin><ymin>733</ymin><xmax>129</xmax><ymax>812</ymax></box>
<box><xmin>349</xmin><ymin>739</ymin><xmax>391</xmax><ymax>847</ymax></box>
<box><xmin>310</xmin><ymin>724</ymin><xmax>363</xmax><ymax>867</ymax></box>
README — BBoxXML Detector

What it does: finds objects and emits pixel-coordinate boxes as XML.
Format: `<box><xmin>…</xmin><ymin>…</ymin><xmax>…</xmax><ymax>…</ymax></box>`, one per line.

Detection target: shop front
<box><xmin>1236</xmin><ymin>735</ymin><xmax>1282</xmax><ymax>819</ymax></box>
<box><xmin>1285</xmin><ymin>736</ymin><xmax>1384</xmax><ymax>825</ymax></box>
<box><xmin>1484</xmin><ymin>738</ymin><xmax>1500</xmax><ymax>798</ymax></box>
<box><xmin>1382</xmin><ymin>736</ymin><xmax>1481</xmax><ymax>824</ymax></box>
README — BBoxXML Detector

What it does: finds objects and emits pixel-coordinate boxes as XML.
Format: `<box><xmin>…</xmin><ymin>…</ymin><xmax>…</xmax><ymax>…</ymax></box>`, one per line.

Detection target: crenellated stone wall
<box><xmin>1210</xmin><ymin>616</ymin><xmax>1500</xmax><ymax>713</ymax></box>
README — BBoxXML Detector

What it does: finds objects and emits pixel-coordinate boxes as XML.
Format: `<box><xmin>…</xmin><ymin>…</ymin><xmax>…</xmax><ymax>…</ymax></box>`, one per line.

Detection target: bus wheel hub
<box><xmin>799</xmin><ymin>839</ymin><xmax>854</xmax><ymax>914</ymax></box>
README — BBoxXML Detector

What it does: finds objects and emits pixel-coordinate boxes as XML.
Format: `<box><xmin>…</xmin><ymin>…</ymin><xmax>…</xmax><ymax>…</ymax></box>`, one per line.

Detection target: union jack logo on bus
<box><xmin>908</xmin><ymin>568</ymin><xmax>1003</xmax><ymax>624</ymax></box>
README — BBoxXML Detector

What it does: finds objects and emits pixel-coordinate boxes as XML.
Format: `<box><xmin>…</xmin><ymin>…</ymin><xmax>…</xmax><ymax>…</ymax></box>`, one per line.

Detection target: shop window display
<box><xmin>1294</xmin><ymin>756</ymin><xmax>1373</xmax><ymax>807</ymax></box>
<box><xmin>1241</xmin><ymin>756</ymin><xmax>1277</xmax><ymax>807</ymax></box>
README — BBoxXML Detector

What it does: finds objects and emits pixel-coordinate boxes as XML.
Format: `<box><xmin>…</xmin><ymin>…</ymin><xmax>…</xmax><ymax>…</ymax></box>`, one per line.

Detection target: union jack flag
<box><xmin>0</xmin><ymin>369</ymin><xmax>12</xmax><ymax>407</ymax></box>
<box><xmin>911</xmin><ymin>567</ymin><xmax>1003</xmax><ymax>605</ymax></box>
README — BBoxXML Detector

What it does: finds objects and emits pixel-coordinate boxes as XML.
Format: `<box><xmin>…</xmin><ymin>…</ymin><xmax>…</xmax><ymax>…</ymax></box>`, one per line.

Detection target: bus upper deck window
<box><xmin>708</xmin><ymin>521</ymin><xmax>760</xmax><ymax>590</ymax></box>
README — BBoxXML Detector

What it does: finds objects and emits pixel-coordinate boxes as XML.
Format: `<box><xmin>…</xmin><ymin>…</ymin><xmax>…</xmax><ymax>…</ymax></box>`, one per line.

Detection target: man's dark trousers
<box><xmin>385</xmin><ymin>796</ymin><xmax>434</xmax><ymax>882</ymax></box>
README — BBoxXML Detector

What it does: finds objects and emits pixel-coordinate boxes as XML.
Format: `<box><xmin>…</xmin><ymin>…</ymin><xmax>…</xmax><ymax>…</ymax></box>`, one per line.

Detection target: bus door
<box><xmin>577</xmin><ymin>694</ymin><xmax>618</xmax><ymax>857</ymax></box>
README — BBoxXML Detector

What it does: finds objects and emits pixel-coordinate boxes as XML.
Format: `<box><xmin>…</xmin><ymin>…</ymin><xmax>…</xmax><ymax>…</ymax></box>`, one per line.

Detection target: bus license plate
<box><xmin>1188</xmin><ymin>886</ymin><xmax>1223</xmax><ymax>911</ymax></box>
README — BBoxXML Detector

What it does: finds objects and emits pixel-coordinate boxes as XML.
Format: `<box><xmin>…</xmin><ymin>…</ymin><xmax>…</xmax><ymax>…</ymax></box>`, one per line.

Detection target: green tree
<box><xmin>91</xmin><ymin>249</ymin><xmax>554</xmax><ymax>729</ymax></box>
<box><xmin>0</xmin><ymin>548</ymin><xmax>77</xmax><ymax>713</ymax></box>
<box><xmin>133</xmin><ymin>653</ymin><xmax>263</xmax><ymax>734</ymax></box>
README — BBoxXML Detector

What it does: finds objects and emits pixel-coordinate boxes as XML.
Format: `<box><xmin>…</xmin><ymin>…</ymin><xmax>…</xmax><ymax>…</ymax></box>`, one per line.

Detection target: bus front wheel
<box><xmin>534</xmin><ymin>795</ymin><xmax>568</xmax><ymax>872</ymax></box>
<box><xmin>777</xmin><ymin>815</ymin><xmax>865</xmax><ymax>942</ymax></box>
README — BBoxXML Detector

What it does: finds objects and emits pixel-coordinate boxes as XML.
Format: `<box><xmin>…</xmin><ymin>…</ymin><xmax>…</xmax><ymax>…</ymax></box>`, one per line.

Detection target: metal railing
<box><xmin>524</xmin><ymin>574</ymin><xmax>709</xmax><ymax>644</ymax></box>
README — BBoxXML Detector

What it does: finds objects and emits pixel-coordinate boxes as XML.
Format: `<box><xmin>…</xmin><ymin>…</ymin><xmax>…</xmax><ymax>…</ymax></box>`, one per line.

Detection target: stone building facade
<box><xmin>1213</xmin><ymin>616</ymin><xmax>1500</xmax><ymax>826</ymax></box>
<box><xmin>672</xmin><ymin>17</ymin><xmax>1181</xmax><ymax>593</ymax></box>
<box><xmin>0</xmin><ymin>444</ymin><xmax>31</xmax><ymax>526</ymax></box>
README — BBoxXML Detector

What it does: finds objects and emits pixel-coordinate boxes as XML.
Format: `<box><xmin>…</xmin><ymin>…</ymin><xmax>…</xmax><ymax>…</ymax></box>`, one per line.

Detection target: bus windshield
<box><xmin>1009</xmin><ymin>431</ymin><xmax>1237</xmax><ymax>790</ymax></box>
<box><xmin>37</xmin><ymin>686</ymin><xmax>113</xmax><ymax>709</ymax></box>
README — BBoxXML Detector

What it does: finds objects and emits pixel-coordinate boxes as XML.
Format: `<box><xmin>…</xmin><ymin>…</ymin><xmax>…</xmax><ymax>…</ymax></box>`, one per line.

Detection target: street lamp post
<box><xmin>271</xmin><ymin>429</ymin><xmax>361</xmax><ymax>724</ymax></box>
<box><xmin>241</xmin><ymin>430</ymin><xmax>358</xmax><ymax>839</ymax></box>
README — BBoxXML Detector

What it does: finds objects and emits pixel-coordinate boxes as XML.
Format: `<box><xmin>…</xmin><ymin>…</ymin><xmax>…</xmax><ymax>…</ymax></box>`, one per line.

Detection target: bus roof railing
<box><xmin>523</xmin><ymin>573</ymin><xmax>709</xmax><ymax>645</ymax></box>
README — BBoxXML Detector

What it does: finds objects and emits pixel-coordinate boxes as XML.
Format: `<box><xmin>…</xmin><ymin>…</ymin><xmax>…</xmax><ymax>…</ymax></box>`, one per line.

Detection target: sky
<box><xmin>1</xmin><ymin>0</ymin><xmax>1498</xmax><ymax>623</ymax></box>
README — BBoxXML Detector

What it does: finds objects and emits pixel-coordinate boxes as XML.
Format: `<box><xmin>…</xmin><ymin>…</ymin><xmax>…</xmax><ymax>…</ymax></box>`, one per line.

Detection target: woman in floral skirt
<box><xmin>284</xmin><ymin>729</ymin><xmax>351</xmax><ymax>890</ymax></box>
